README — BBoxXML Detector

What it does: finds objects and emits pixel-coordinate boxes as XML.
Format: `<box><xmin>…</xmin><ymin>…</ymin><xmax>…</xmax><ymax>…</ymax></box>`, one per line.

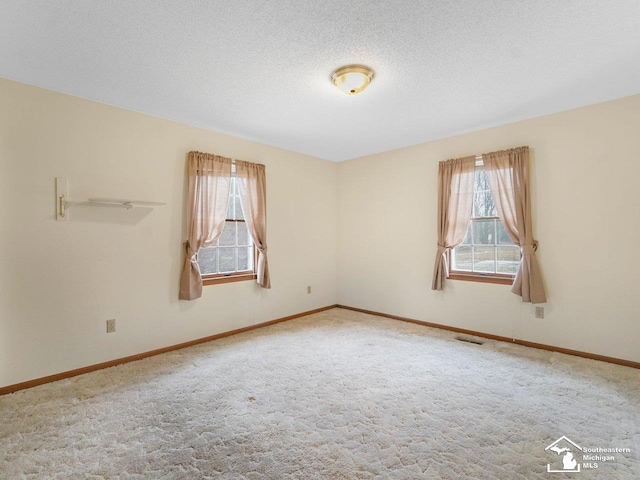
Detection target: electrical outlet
<box><xmin>306</xmin><ymin>285</ymin><xmax>312</xmax><ymax>294</ymax></box>
<box><xmin>106</xmin><ymin>319</ymin><xmax>116</xmax><ymax>333</ymax></box>
<box><xmin>535</xmin><ymin>307</ymin><xmax>544</xmax><ymax>319</ymax></box>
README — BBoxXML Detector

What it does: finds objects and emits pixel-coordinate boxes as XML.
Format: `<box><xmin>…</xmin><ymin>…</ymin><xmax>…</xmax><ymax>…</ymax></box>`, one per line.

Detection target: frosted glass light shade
<box><xmin>331</xmin><ymin>65</ymin><xmax>374</xmax><ymax>95</ymax></box>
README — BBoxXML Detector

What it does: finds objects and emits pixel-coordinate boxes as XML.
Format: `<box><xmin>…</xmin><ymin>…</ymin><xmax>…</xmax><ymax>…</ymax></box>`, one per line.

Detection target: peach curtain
<box><xmin>432</xmin><ymin>156</ymin><xmax>476</xmax><ymax>290</ymax></box>
<box><xmin>179</xmin><ymin>152</ymin><xmax>232</xmax><ymax>300</ymax></box>
<box><xmin>236</xmin><ymin>160</ymin><xmax>270</xmax><ymax>288</ymax></box>
<box><xmin>482</xmin><ymin>146</ymin><xmax>546</xmax><ymax>303</ymax></box>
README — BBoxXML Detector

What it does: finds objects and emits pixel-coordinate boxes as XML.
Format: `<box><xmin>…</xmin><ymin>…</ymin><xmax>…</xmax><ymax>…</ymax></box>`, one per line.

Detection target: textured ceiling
<box><xmin>1</xmin><ymin>1</ymin><xmax>639</xmax><ymax>162</ymax></box>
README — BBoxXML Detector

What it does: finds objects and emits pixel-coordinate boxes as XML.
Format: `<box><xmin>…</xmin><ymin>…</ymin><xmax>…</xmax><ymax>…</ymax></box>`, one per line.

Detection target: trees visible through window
<box><xmin>451</xmin><ymin>164</ymin><xmax>520</xmax><ymax>276</ymax></box>
<box><xmin>197</xmin><ymin>176</ymin><xmax>254</xmax><ymax>279</ymax></box>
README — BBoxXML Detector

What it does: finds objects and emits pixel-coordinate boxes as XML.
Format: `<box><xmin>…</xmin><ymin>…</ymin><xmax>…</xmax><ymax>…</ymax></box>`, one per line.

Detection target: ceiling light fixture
<box><xmin>331</xmin><ymin>65</ymin><xmax>374</xmax><ymax>95</ymax></box>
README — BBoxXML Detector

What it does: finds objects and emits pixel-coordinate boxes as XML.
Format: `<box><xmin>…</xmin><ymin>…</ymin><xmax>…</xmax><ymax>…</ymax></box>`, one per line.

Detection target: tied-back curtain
<box><xmin>179</xmin><ymin>152</ymin><xmax>232</xmax><ymax>300</ymax></box>
<box><xmin>483</xmin><ymin>146</ymin><xmax>546</xmax><ymax>303</ymax></box>
<box><xmin>432</xmin><ymin>156</ymin><xmax>476</xmax><ymax>290</ymax></box>
<box><xmin>236</xmin><ymin>160</ymin><xmax>270</xmax><ymax>288</ymax></box>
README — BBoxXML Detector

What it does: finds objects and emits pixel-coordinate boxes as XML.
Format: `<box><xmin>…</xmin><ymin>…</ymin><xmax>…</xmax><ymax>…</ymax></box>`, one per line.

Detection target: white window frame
<box><xmin>449</xmin><ymin>158</ymin><xmax>519</xmax><ymax>285</ymax></box>
<box><xmin>198</xmin><ymin>170</ymin><xmax>256</xmax><ymax>286</ymax></box>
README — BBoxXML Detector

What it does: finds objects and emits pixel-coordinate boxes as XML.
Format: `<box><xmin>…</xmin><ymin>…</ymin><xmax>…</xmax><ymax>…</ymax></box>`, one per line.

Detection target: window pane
<box><xmin>497</xmin><ymin>220</ymin><xmax>513</xmax><ymax>245</ymax></box>
<box><xmin>452</xmin><ymin>245</ymin><xmax>472</xmax><ymax>271</ymax></box>
<box><xmin>197</xmin><ymin>247</ymin><xmax>218</xmax><ymax>274</ymax></box>
<box><xmin>219</xmin><ymin>221</ymin><xmax>236</xmax><ymax>246</ymax></box>
<box><xmin>219</xmin><ymin>247</ymin><xmax>236</xmax><ymax>273</ymax></box>
<box><xmin>226</xmin><ymin>195</ymin><xmax>234</xmax><ymax>220</ymax></box>
<box><xmin>238</xmin><ymin>247</ymin><xmax>249</xmax><ymax>271</ymax></box>
<box><xmin>473</xmin><ymin>166</ymin><xmax>498</xmax><ymax>217</ymax></box>
<box><xmin>473</xmin><ymin>191</ymin><xmax>497</xmax><ymax>218</ymax></box>
<box><xmin>235</xmin><ymin>196</ymin><xmax>244</xmax><ymax>220</ymax></box>
<box><xmin>238</xmin><ymin>221</ymin><xmax>250</xmax><ymax>246</ymax></box>
<box><xmin>473</xmin><ymin>219</ymin><xmax>495</xmax><ymax>245</ymax></box>
<box><xmin>460</xmin><ymin>225</ymin><xmax>471</xmax><ymax>245</ymax></box>
<box><xmin>497</xmin><ymin>246</ymin><xmax>520</xmax><ymax>275</ymax></box>
<box><xmin>473</xmin><ymin>246</ymin><xmax>495</xmax><ymax>273</ymax></box>
<box><xmin>475</xmin><ymin>167</ymin><xmax>489</xmax><ymax>191</ymax></box>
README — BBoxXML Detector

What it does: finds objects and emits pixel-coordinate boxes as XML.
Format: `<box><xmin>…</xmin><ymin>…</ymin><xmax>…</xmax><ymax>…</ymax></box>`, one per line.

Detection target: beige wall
<box><xmin>338</xmin><ymin>94</ymin><xmax>640</xmax><ymax>363</ymax></box>
<box><xmin>2</xmin><ymin>78</ymin><xmax>638</xmax><ymax>389</ymax></box>
<box><xmin>0</xmin><ymin>79</ymin><xmax>338</xmax><ymax>387</ymax></box>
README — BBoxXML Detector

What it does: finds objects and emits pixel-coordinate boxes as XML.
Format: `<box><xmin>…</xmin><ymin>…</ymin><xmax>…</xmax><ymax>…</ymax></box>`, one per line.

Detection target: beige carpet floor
<box><xmin>1</xmin><ymin>308</ymin><xmax>638</xmax><ymax>479</ymax></box>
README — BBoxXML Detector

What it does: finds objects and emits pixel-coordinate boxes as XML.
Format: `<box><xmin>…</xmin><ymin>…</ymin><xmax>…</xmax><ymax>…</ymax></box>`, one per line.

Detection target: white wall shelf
<box><xmin>55</xmin><ymin>177</ymin><xmax>165</xmax><ymax>221</ymax></box>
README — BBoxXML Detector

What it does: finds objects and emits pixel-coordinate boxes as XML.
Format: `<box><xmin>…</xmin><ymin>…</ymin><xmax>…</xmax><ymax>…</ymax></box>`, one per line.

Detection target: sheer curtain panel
<box><xmin>482</xmin><ymin>146</ymin><xmax>546</xmax><ymax>303</ymax></box>
<box><xmin>432</xmin><ymin>156</ymin><xmax>476</xmax><ymax>290</ymax></box>
<box><xmin>236</xmin><ymin>160</ymin><xmax>271</xmax><ymax>288</ymax></box>
<box><xmin>179</xmin><ymin>152</ymin><xmax>232</xmax><ymax>300</ymax></box>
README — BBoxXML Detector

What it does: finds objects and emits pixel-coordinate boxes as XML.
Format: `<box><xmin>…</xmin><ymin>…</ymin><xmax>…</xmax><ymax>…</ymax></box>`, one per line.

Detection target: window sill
<box><xmin>202</xmin><ymin>273</ymin><xmax>257</xmax><ymax>286</ymax></box>
<box><xmin>448</xmin><ymin>272</ymin><xmax>514</xmax><ymax>285</ymax></box>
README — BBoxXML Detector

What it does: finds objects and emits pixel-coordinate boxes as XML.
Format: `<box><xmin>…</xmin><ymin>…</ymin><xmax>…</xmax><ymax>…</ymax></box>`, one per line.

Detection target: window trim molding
<box><xmin>202</xmin><ymin>271</ymin><xmax>257</xmax><ymax>285</ymax></box>
<box><xmin>448</xmin><ymin>271</ymin><xmax>514</xmax><ymax>285</ymax></box>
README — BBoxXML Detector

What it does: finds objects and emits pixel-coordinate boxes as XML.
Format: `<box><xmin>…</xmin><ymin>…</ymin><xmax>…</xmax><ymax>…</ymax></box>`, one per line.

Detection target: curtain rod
<box><xmin>442</xmin><ymin>145</ymin><xmax>528</xmax><ymax>164</ymax></box>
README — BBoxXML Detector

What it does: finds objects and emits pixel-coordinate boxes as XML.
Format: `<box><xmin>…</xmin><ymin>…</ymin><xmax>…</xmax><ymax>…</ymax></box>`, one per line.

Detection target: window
<box><xmin>180</xmin><ymin>152</ymin><xmax>269</xmax><ymax>300</ymax></box>
<box><xmin>197</xmin><ymin>175</ymin><xmax>256</xmax><ymax>285</ymax></box>
<box><xmin>450</xmin><ymin>161</ymin><xmax>520</xmax><ymax>284</ymax></box>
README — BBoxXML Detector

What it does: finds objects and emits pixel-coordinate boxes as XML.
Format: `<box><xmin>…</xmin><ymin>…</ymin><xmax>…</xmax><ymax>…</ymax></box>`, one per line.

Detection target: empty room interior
<box><xmin>1</xmin><ymin>1</ymin><xmax>639</xmax><ymax>478</ymax></box>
